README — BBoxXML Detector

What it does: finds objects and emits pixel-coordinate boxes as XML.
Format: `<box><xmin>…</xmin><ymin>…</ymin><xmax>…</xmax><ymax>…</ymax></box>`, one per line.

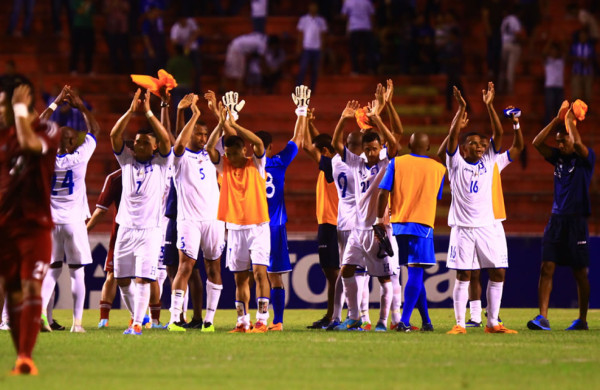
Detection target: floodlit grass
<box><xmin>1</xmin><ymin>309</ymin><xmax>599</xmax><ymax>390</ymax></box>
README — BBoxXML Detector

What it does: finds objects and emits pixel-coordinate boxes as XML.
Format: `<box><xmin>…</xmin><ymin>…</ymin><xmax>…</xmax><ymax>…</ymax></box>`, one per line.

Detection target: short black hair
<box><xmin>461</xmin><ymin>131</ymin><xmax>485</xmax><ymax>145</ymax></box>
<box><xmin>256</xmin><ymin>131</ymin><xmax>272</xmax><ymax>149</ymax></box>
<box><xmin>0</xmin><ymin>74</ymin><xmax>35</xmax><ymax>111</ymax></box>
<box><xmin>224</xmin><ymin>135</ymin><xmax>245</xmax><ymax>149</ymax></box>
<box><xmin>136</xmin><ymin>128</ymin><xmax>156</xmax><ymax>137</ymax></box>
<box><xmin>555</xmin><ymin>123</ymin><xmax>567</xmax><ymax>135</ymax></box>
<box><xmin>195</xmin><ymin>119</ymin><xmax>207</xmax><ymax>127</ymax></box>
<box><xmin>362</xmin><ymin>131</ymin><xmax>381</xmax><ymax>145</ymax></box>
<box><xmin>312</xmin><ymin>133</ymin><xmax>334</xmax><ymax>154</ymax></box>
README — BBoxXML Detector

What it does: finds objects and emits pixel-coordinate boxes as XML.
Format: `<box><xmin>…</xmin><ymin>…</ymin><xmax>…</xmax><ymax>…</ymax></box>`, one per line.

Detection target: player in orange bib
<box><xmin>206</xmin><ymin>99</ymin><xmax>271</xmax><ymax>333</ymax></box>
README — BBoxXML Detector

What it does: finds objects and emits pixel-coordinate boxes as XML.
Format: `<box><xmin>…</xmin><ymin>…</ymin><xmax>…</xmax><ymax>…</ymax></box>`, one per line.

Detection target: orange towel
<box><xmin>572</xmin><ymin>99</ymin><xmax>588</xmax><ymax>121</ymax></box>
<box><xmin>130</xmin><ymin>69</ymin><xmax>178</xmax><ymax>97</ymax></box>
<box><xmin>355</xmin><ymin>107</ymin><xmax>373</xmax><ymax>130</ymax></box>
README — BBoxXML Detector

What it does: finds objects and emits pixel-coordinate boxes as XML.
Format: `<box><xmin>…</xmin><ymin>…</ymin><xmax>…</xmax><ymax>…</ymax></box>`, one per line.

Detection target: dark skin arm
<box><xmin>39</xmin><ymin>85</ymin><xmax>69</xmax><ymax>121</ymax></box>
<box><xmin>331</xmin><ymin>101</ymin><xmax>359</xmax><ymax>157</ymax></box>
<box><xmin>110</xmin><ymin>88</ymin><xmax>141</xmax><ymax>153</ymax></box>
<box><xmin>302</xmin><ymin>108</ymin><xmax>321</xmax><ymax>164</ymax></box>
<box><xmin>206</xmin><ymin>104</ymin><xmax>226</xmax><ymax>164</ymax></box>
<box><xmin>447</xmin><ymin>86</ymin><xmax>466</xmax><ymax>155</ymax></box>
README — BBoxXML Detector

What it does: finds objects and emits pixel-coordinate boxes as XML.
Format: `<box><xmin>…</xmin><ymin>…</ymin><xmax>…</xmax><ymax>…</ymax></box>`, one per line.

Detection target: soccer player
<box><xmin>528</xmin><ymin>103</ymin><xmax>595</xmax><ymax>331</ymax></box>
<box><xmin>86</xmin><ymin>169</ymin><xmax>122</xmax><ymax>328</ymax></box>
<box><xmin>206</xmin><ymin>99</ymin><xmax>271</xmax><ymax>333</ymax></box>
<box><xmin>445</xmin><ymin>84</ymin><xmax>523</xmax><ymax>334</ymax></box>
<box><xmin>377</xmin><ymin>132</ymin><xmax>446</xmax><ymax>332</ymax></box>
<box><xmin>110</xmin><ymin>88</ymin><xmax>173</xmax><ymax>336</ymax></box>
<box><xmin>40</xmin><ymin>86</ymin><xmax>99</xmax><ymax>333</ymax></box>
<box><xmin>331</xmin><ymin>99</ymin><xmax>399</xmax><ymax>331</ymax></box>
<box><xmin>0</xmin><ymin>78</ymin><xmax>60</xmax><ymax>375</ymax></box>
<box><xmin>253</xmin><ymin>86</ymin><xmax>307</xmax><ymax>331</ymax></box>
<box><xmin>166</xmin><ymin>94</ymin><xmax>226</xmax><ymax>333</ymax></box>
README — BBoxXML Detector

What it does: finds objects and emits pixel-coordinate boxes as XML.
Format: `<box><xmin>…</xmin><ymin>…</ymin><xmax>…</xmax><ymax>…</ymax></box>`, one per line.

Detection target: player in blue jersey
<box><xmin>529</xmin><ymin>103</ymin><xmax>595</xmax><ymax>331</ymax></box>
<box><xmin>254</xmin><ymin>86</ymin><xmax>309</xmax><ymax>331</ymax></box>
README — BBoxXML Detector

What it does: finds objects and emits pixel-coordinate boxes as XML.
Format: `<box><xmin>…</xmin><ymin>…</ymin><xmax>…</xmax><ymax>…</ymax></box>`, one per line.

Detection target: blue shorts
<box><xmin>268</xmin><ymin>224</ymin><xmax>291</xmax><ymax>273</ymax></box>
<box><xmin>542</xmin><ymin>214</ymin><xmax>590</xmax><ymax>268</ymax></box>
<box><xmin>396</xmin><ymin>235</ymin><xmax>435</xmax><ymax>267</ymax></box>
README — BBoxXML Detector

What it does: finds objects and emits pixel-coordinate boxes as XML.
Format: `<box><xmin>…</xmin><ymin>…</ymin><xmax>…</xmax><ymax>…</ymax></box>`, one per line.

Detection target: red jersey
<box><xmin>0</xmin><ymin>119</ymin><xmax>59</xmax><ymax>229</ymax></box>
<box><xmin>96</xmin><ymin>169</ymin><xmax>122</xmax><ymax>251</ymax></box>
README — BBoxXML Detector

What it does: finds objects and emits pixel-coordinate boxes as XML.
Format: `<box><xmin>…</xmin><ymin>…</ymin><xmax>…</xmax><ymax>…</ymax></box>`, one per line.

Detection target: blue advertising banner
<box><xmin>51</xmin><ymin>235</ymin><xmax>599</xmax><ymax>310</ymax></box>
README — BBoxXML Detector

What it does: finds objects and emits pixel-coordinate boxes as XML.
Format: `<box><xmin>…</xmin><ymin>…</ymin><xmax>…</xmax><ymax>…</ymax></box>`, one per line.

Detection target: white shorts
<box><xmin>386</xmin><ymin>225</ymin><xmax>400</xmax><ymax>272</ymax></box>
<box><xmin>337</xmin><ymin>229</ymin><xmax>352</xmax><ymax>260</ymax></box>
<box><xmin>342</xmin><ymin>229</ymin><xmax>393</xmax><ymax>278</ymax></box>
<box><xmin>446</xmin><ymin>222</ymin><xmax>508</xmax><ymax>270</ymax></box>
<box><xmin>51</xmin><ymin>221</ymin><xmax>93</xmax><ymax>265</ymax></box>
<box><xmin>226</xmin><ymin>222</ymin><xmax>270</xmax><ymax>272</ymax></box>
<box><xmin>224</xmin><ymin>49</ymin><xmax>245</xmax><ymax>79</ymax></box>
<box><xmin>114</xmin><ymin>226</ymin><xmax>162</xmax><ymax>280</ymax></box>
<box><xmin>177</xmin><ymin>219</ymin><xmax>226</xmax><ymax>261</ymax></box>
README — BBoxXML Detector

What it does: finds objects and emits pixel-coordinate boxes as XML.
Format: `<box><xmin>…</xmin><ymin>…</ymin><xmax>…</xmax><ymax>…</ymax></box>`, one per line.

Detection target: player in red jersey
<box><xmin>0</xmin><ymin>76</ymin><xmax>60</xmax><ymax>375</ymax></box>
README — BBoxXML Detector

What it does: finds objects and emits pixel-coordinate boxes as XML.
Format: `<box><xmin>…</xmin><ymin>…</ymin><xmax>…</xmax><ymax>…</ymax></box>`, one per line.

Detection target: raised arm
<box><xmin>565</xmin><ymin>106</ymin><xmax>589</xmax><ymax>159</ymax></box>
<box><xmin>142</xmin><ymin>89</ymin><xmax>171</xmax><ymax>155</ymax></box>
<box><xmin>438</xmin><ymin>110</ymin><xmax>469</xmax><ymax>163</ymax></box>
<box><xmin>174</xmin><ymin>94</ymin><xmax>200</xmax><ymax>156</ymax></box>
<box><xmin>175</xmin><ymin>93</ymin><xmax>194</xmax><ymax>135</ymax></box>
<box><xmin>291</xmin><ymin>85</ymin><xmax>311</xmax><ymax>145</ymax></box>
<box><xmin>507</xmin><ymin>110</ymin><xmax>524</xmax><ymax>159</ymax></box>
<box><xmin>302</xmin><ymin>109</ymin><xmax>320</xmax><ymax>164</ymax></box>
<box><xmin>483</xmin><ymin>81</ymin><xmax>503</xmax><ymax>150</ymax></box>
<box><xmin>12</xmin><ymin>85</ymin><xmax>43</xmax><ymax>153</ymax></box>
<box><xmin>384</xmin><ymin>79</ymin><xmax>404</xmax><ymax>141</ymax></box>
<box><xmin>447</xmin><ymin>86</ymin><xmax>466</xmax><ymax>154</ymax></box>
<box><xmin>532</xmin><ymin>101</ymin><xmax>568</xmax><ymax>160</ymax></box>
<box><xmin>110</xmin><ymin>88</ymin><xmax>141</xmax><ymax>153</ymax></box>
<box><xmin>226</xmin><ymin>112</ymin><xmax>265</xmax><ymax>157</ymax></box>
<box><xmin>367</xmin><ymin>100</ymin><xmax>398</xmax><ymax>157</ymax></box>
<box><xmin>159</xmin><ymin>87</ymin><xmax>174</xmax><ymax>144</ymax></box>
<box><xmin>206</xmin><ymin>103</ymin><xmax>225</xmax><ymax>164</ymax></box>
<box><xmin>68</xmin><ymin>88</ymin><xmax>101</xmax><ymax>137</ymax></box>
<box><xmin>332</xmin><ymin>100</ymin><xmax>359</xmax><ymax>156</ymax></box>
<box><xmin>40</xmin><ymin>85</ymin><xmax>69</xmax><ymax>121</ymax></box>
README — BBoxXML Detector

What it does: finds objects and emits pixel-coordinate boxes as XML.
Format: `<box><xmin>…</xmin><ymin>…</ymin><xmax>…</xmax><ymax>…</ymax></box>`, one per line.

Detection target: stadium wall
<box><xmin>50</xmin><ymin>235</ymin><xmax>600</xmax><ymax>310</ymax></box>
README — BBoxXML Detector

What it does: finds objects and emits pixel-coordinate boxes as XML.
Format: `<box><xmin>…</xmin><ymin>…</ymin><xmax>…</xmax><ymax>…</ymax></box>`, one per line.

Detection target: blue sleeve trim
<box><xmin>447</xmin><ymin>146</ymin><xmax>458</xmax><ymax>157</ymax></box>
<box><xmin>213</xmin><ymin>154</ymin><xmax>221</xmax><ymax>166</ymax></box>
<box><xmin>255</xmin><ymin>150</ymin><xmax>266</xmax><ymax>159</ymax></box>
<box><xmin>437</xmin><ymin>175</ymin><xmax>445</xmax><ymax>200</ymax></box>
<box><xmin>506</xmin><ymin>150</ymin><xmax>512</xmax><ymax>162</ymax></box>
<box><xmin>87</xmin><ymin>133</ymin><xmax>97</xmax><ymax>143</ymax></box>
<box><xmin>342</xmin><ymin>147</ymin><xmax>347</xmax><ymax>162</ymax></box>
<box><xmin>378</xmin><ymin>158</ymin><xmax>395</xmax><ymax>191</ymax></box>
<box><xmin>174</xmin><ymin>150</ymin><xmax>185</xmax><ymax>158</ymax></box>
<box><xmin>159</xmin><ymin>148</ymin><xmax>172</xmax><ymax>158</ymax></box>
<box><xmin>113</xmin><ymin>143</ymin><xmax>125</xmax><ymax>156</ymax></box>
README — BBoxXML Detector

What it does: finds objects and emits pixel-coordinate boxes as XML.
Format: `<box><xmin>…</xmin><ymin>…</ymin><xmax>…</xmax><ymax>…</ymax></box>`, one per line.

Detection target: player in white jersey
<box><xmin>39</xmin><ymin>86</ymin><xmax>99</xmax><ymax>333</ymax></box>
<box><xmin>110</xmin><ymin>89</ymin><xmax>173</xmax><ymax>336</ymax></box>
<box><xmin>331</xmin><ymin>99</ymin><xmax>400</xmax><ymax>331</ymax></box>
<box><xmin>166</xmin><ymin>94</ymin><xmax>226</xmax><ymax>333</ymax></box>
<box><xmin>445</xmin><ymin>84</ymin><xmax>523</xmax><ymax>334</ymax></box>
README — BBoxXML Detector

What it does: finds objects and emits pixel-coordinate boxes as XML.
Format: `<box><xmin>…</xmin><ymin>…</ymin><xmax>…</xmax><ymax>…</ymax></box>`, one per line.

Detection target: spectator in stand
<box><xmin>251</xmin><ymin>0</ymin><xmax>268</xmax><ymax>33</ymax></box>
<box><xmin>245</xmin><ymin>51</ymin><xmax>263</xmax><ymax>95</ymax></box>
<box><xmin>222</xmin><ymin>32</ymin><xmax>267</xmax><ymax>92</ymax></box>
<box><xmin>482</xmin><ymin>0</ymin><xmax>503</xmax><ymax>82</ymax></box>
<box><xmin>70</xmin><ymin>0</ymin><xmax>96</xmax><ymax>75</ymax></box>
<box><xmin>7</xmin><ymin>0</ymin><xmax>36</xmax><ymax>37</ymax></box>
<box><xmin>439</xmin><ymin>28</ymin><xmax>466</xmax><ymax>111</ymax></box>
<box><xmin>411</xmin><ymin>13</ymin><xmax>436</xmax><ymax>74</ymax></box>
<box><xmin>498</xmin><ymin>7</ymin><xmax>523</xmax><ymax>95</ymax></box>
<box><xmin>141</xmin><ymin>0</ymin><xmax>168</xmax><ymax>75</ymax></box>
<box><xmin>543</xmin><ymin>40</ymin><xmax>566</xmax><ymax>125</ymax></box>
<box><xmin>52</xmin><ymin>0</ymin><xmax>73</xmax><ymax>36</ymax></box>
<box><xmin>104</xmin><ymin>0</ymin><xmax>131</xmax><ymax>74</ymax></box>
<box><xmin>296</xmin><ymin>2</ymin><xmax>328</xmax><ymax>92</ymax></box>
<box><xmin>166</xmin><ymin>45</ymin><xmax>194</xmax><ymax>119</ymax></box>
<box><xmin>264</xmin><ymin>35</ymin><xmax>286</xmax><ymax>94</ymax></box>
<box><xmin>170</xmin><ymin>16</ymin><xmax>202</xmax><ymax>90</ymax></box>
<box><xmin>577</xmin><ymin>7</ymin><xmax>599</xmax><ymax>45</ymax></box>
<box><xmin>341</xmin><ymin>0</ymin><xmax>376</xmax><ymax>75</ymax></box>
<box><xmin>570</xmin><ymin>28</ymin><xmax>595</xmax><ymax>104</ymax></box>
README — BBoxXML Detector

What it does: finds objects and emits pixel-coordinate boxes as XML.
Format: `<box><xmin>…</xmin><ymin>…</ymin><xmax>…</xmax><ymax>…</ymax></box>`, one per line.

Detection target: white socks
<box><xmin>379</xmin><ymin>281</ymin><xmax>392</xmax><ymax>324</ymax></box>
<box><xmin>360</xmin><ymin>274</ymin><xmax>371</xmax><ymax>323</ymax></box>
<box><xmin>390</xmin><ymin>273</ymin><xmax>402</xmax><ymax>325</ymax></box>
<box><xmin>204</xmin><ymin>281</ymin><xmax>222</xmax><ymax>324</ymax></box>
<box><xmin>453</xmin><ymin>280</ymin><xmax>470</xmax><ymax>328</ymax></box>
<box><xmin>342</xmin><ymin>277</ymin><xmax>359</xmax><ymax>321</ymax></box>
<box><xmin>486</xmin><ymin>281</ymin><xmax>504</xmax><ymax>327</ymax></box>
<box><xmin>170</xmin><ymin>289</ymin><xmax>185</xmax><ymax>324</ymax></box>
<box><xmin>119</xmin><ymin>282</ymin><xmax>135</xmax><ymax>317</ymax></box>
<box><xmin>332</xmin><ymin>274</ymin><xmax>345</xmax><ymax>322</ymax></box>
<box><xmin>41</xmin><ymin>266</ymin><xmax>62</xmax><ymax>317</ymax></box>
<box><xmin>133</xmin><ymin>282</ymin><xmax>150</xmax><ymax>326</ymax></box>
<box><xmin>69</xmin><ymin>267</ymin><xmax>85</xmax><ymax>325</ymax></box>
<box><xmin>469</xmin><ymin>299</ymin><xmax>482</xmax><ymax>323</ymax></box>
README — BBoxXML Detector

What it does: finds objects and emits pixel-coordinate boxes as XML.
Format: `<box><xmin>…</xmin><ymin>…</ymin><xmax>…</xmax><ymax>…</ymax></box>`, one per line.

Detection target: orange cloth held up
<box><xmin>355</xmin><ymin>107</ymin><xmax>373</xmax><ymax>130</ymax></box>
<box><xmin>130</xmin><ymin>69</ymin><xmax>178</xmax><ymax>97</ymax></box>
<box><xmin>572</xmin><ymin>99</ymin><xmax>588</xmax><ymax>121</ymax></box>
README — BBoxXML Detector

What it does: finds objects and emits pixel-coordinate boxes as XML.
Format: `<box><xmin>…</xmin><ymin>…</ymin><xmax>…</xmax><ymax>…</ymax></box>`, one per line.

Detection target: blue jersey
<box><xmin>546</xmin><ymin>147</ymin><xmax>595</xmax><ymax>216</ymax></box>
<box><xmin>164</xmin><ymin>177</ymin><xmax>177</xmax><ymax>219</ymax></box>
<box><xmin>266</xmin><ymin>141</ymin><xmax>298</xmax><ymax>226</ymax></box>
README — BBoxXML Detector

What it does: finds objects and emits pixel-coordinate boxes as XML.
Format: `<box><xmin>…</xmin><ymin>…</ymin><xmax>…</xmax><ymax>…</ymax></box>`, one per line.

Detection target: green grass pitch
<box><xmin>1</xmin><ymin>308</ymin><xmax>599</xmax><ymax>390</ymax></box>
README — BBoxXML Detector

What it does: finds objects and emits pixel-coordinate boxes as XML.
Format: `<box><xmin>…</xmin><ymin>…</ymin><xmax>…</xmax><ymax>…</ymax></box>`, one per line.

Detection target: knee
<box><xmin>540</xmin><ymin>262</ymin><xmax>555</xmax><ymax>279</ymax></box>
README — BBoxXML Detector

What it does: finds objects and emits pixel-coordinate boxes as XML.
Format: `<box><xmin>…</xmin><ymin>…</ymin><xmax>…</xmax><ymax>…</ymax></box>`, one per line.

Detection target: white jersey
<box><xmin>51</xmin><ymin>133</ymin><xmax>96</xmax><ymax>224</ymax></box>
<box><xmin>446</xmin><ymin>144</ymin><xmax>511</xmax><ymax>228</ymax></box>
<box><xmin>332</xmin><ymin>154</ymin><xmax>357</xmax><ymax>231</ymax></box>
<box><xmin>115</xmin><ymin>147</ymin><xmax>174</xmax><ymax>229</ymax></box>
<box><xmin>344</xmin><ymin>148</ymin><xmax>389</xmax><ymax>230</ymax></box>
<box><xmin>174</xmin><ymin>148</ymin><xmax>220</xmax><ymax>221</ymax></box>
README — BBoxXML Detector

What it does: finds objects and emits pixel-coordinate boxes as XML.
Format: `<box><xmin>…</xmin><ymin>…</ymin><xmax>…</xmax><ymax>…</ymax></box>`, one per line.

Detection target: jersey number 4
<box><xmin>51</xmin><ymin>169</ymin><xmax>74</xmax><ymax>195</ymax></box>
